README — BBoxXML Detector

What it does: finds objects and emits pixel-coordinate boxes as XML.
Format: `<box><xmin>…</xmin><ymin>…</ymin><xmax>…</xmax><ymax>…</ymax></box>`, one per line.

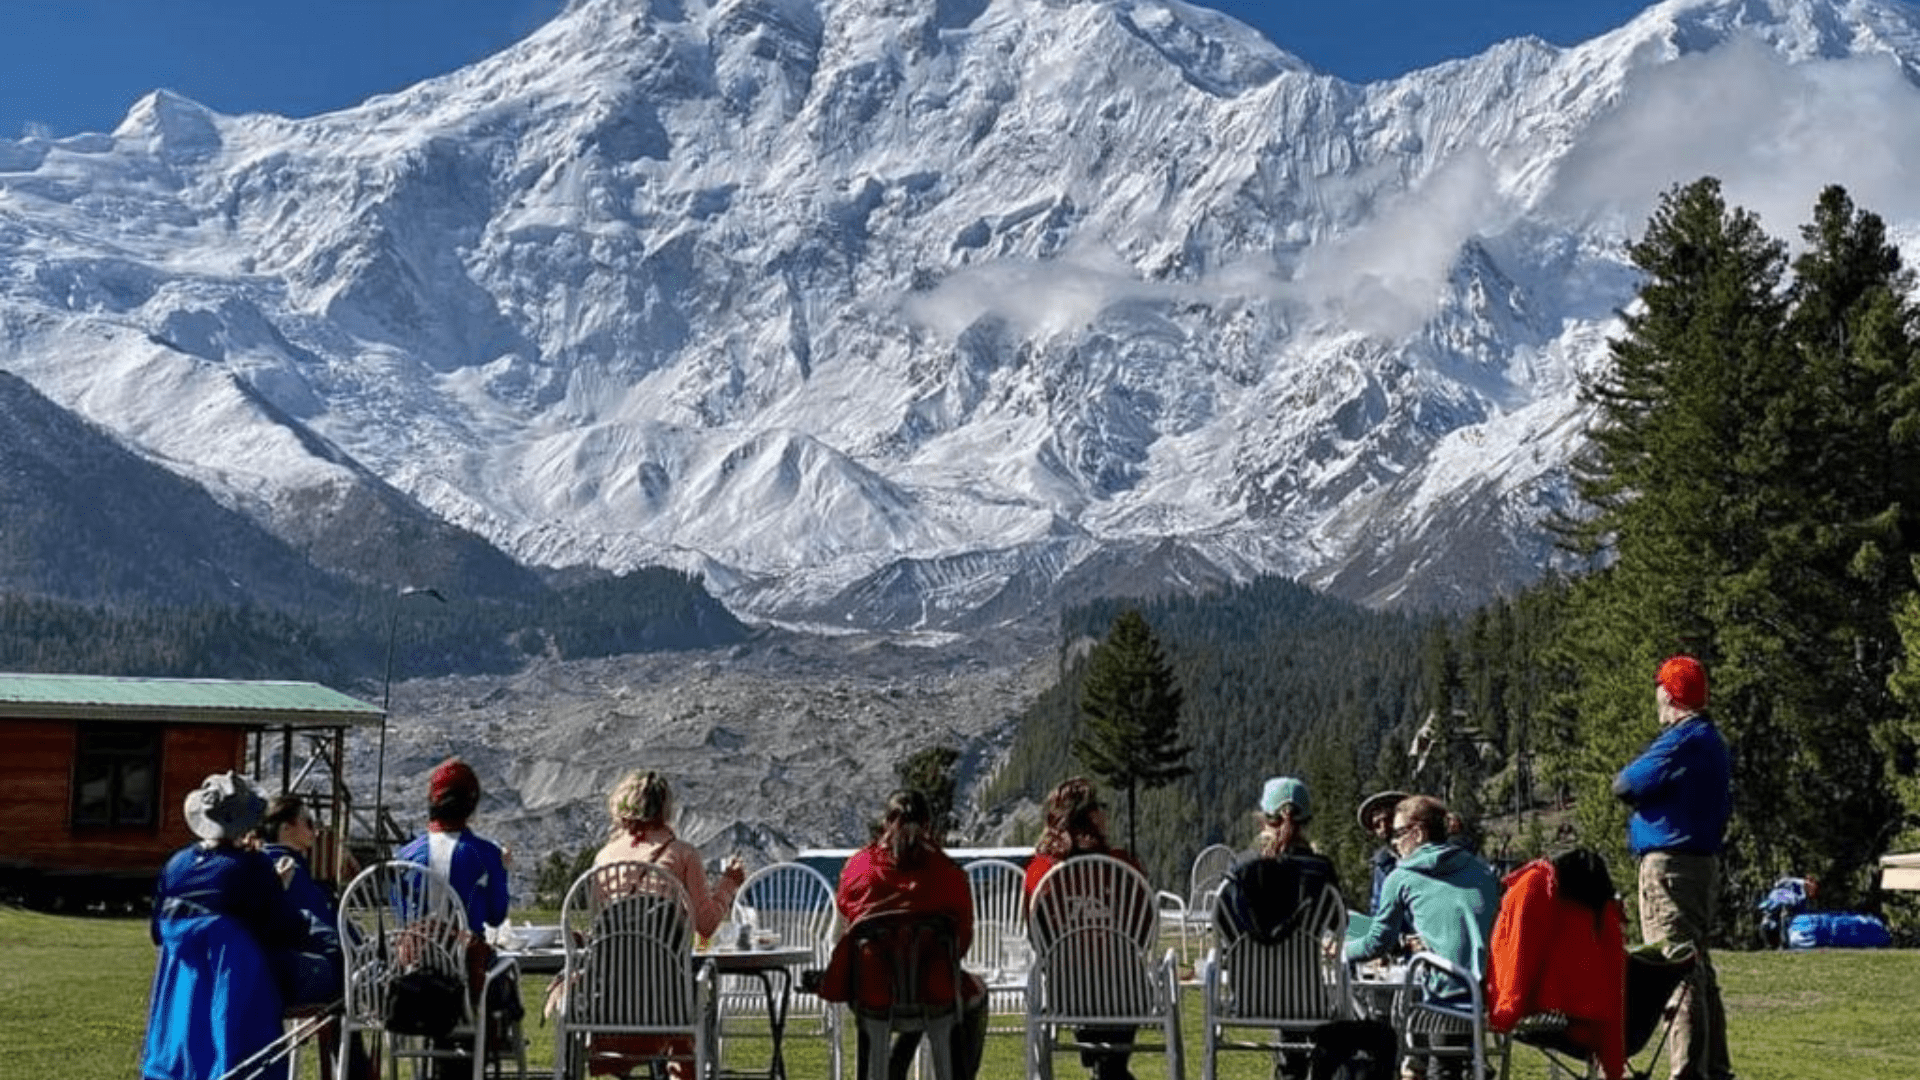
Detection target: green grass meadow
<box><xmin>6</xmin><ymin>905</ymin><xmax>1916</xmax><ymax>1079</ymax></box>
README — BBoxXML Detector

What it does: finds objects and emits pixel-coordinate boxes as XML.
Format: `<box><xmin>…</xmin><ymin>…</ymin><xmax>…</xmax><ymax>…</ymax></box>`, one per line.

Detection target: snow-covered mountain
<box><xmin>6</xmin><ymin>0</ymin><xmax>1920</xmax><ymax>626</ymax></box>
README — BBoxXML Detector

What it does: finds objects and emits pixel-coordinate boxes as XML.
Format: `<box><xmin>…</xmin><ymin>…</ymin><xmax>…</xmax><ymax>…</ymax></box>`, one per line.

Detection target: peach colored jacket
<box><xmin>593</xmin><ymin>827</ymin><xmax>740</xmax><ymax>937</ymax></box>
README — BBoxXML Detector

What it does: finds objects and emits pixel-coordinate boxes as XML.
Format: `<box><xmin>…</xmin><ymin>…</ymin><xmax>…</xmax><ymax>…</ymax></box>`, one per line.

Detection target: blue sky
<box><xmin>0</xmin><ymin>0</ymin><xmax>1656</xmax><ymax>139</ymax></box>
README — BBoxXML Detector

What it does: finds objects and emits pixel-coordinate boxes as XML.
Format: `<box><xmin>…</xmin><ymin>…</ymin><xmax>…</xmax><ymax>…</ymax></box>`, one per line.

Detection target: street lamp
<box><xmin>373</xmin><ymin>585</ymin><xmax>447</xmax><ymax>849</ymax></box>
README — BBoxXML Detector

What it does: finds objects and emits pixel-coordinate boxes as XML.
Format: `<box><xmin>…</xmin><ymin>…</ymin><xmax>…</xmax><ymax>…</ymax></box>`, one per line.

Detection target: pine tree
<box><xmin>1563</xmin><ymin>178</ymin><xmax>1920</xmax><ymax>917</ymax></box>
<box><xmin>1562</xmin><ymin>176</ymin><xmax>1791</xmax><ymax>898</ymax></box>
<box><xmin>1074</xmin><ymin>608</ymin><xmax>1192</xmax><ymax>856</ymax></box>
<box><xmin>895</xmin><ymin>744</ymin><xmax>962</xmax><ymax>842</ymax></box>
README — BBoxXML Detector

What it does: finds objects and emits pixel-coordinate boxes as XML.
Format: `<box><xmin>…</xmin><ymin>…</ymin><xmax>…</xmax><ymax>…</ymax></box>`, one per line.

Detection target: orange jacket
<box><xmin>1487</xmin><ymin>858</ymin><xmax>1626</xmax><ymax>1080</ymax></box>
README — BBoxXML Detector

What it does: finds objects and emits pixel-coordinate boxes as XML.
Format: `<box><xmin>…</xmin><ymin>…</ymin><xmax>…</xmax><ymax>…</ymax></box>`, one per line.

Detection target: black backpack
<box><xmin>1310</xmin><ymin>1018</ymin><xmax>1397</xmax><ymax>1080</ymax></box>
<box><xmin>1218</xmin><ymin>853</ymin><xmax>1338</xmax><ymax>945</ymax></box>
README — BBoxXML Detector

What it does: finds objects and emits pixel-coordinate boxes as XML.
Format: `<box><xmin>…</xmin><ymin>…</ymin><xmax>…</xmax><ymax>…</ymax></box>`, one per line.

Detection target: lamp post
<box><xmin>373</xmin><ymin>585</ymin><xmax>447</xmax><ymax>851</ymax></box>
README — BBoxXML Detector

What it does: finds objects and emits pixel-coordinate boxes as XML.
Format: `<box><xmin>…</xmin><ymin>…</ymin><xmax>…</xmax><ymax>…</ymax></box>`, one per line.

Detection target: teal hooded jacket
<box><xmin>1345</xmin><ymin>841</ymin><xmax>1500</xmax><ymax>995</ymax></box>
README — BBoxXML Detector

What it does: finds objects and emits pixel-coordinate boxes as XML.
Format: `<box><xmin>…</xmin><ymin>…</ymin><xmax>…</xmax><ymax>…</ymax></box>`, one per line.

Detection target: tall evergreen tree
<box><xmin>1564</xmin><ymin>178</ymin><xmax>1920</xmax><ymax>919</ymax></box>
<box><xmin>1074</xmin><ymin>609</ymin><xmax>1192</xmax><ymax>855</ymax></box>
<box><xmin>896</xmin><ymin>744</ymin><xmax>962</xmax><ymax>842</ymax></box>
<box><xmin>1751</xmin><ymin>186</ymin><xmax>1920</xmax><ymax>899</ymax></box>
<box><xmin>1562</xmin><ymin>176</ymin><xmax>1791</xmax><ymax>907</ymax></box>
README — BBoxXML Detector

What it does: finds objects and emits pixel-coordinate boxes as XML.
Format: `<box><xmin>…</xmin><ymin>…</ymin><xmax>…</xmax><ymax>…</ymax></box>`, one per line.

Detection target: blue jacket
<box><xmin>1369</xmin><ymin>844</ymin><xmax>1398</xmax><ymax>914</ymax></box>
<box><xmin>398</xmin><ymin>828</ymin><xmax>511</xmax><ymax>934</ymax></box>
<box><xmin>1613</xmin><ymin>716</ymin><xmax>1731</xmax><ymax>857</ymax></box>
<box><xmin>1346</xmin><ymin>841</ymin><xmax>1500</xmax><ymax>996</ymax></box>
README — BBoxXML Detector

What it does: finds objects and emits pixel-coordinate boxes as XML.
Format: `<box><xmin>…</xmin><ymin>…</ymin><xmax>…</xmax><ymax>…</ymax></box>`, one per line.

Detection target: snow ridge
<box><xmin>4</xmin><ymin>0</ymin><xmax>1920</xmax><ymax>623</ymax></box>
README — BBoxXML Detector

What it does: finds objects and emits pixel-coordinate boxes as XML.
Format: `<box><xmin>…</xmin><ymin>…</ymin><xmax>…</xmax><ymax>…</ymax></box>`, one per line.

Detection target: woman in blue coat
<box><xmin>142</xmin><ymin>771</ymin><xmax>310</xmax><ymax>1080</ymax></box>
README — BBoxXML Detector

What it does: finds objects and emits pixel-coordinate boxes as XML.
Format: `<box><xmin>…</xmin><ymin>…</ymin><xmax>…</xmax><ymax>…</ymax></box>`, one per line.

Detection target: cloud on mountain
<box><xmin>901</xmin><ymin>152</ymin><xmax>1507</xmax><ymax>347</ymax></box>
<box><xmin>1548</xmin><ymin>36</ymin><xmax>1920</xmax><ymax>237</ymax></box>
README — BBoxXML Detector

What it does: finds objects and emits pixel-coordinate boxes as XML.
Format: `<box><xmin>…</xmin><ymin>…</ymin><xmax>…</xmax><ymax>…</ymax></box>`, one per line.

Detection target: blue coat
<box><xmin>261</xmin><ymin>843</ymin><xmax>343</xmax><ymax>1007</ymax></box>
<box><xmin>1613</xmin><ymin>716</ymin><xmax>1731</xmax><ymax>857</ymax></box>
<box><xmin>397</xmin><ymin>828</ymin><xmax>511</xmax><ymax>934</ymax></box>
<box><xmin>143</xmin><ymin>844</ymin><xmax>308</xmax><ymax>1080</ymax></box>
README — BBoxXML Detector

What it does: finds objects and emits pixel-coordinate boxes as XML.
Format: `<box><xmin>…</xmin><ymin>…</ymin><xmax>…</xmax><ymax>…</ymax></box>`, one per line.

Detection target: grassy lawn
<box><xmin>7</xmin><ymin>905</ymin><xmax>1916</xmax><ymax>1079</ymax></box>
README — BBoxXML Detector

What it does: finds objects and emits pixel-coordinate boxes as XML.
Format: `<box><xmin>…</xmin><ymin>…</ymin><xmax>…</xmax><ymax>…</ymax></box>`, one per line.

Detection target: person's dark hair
<box><xmin>257</xmin><ymin>793</ymin><xmax>308</xmax><ymax>843</ymax></box>
<box><xmin>1397</xmin><ymin>795</ymin><xmax>1448</xmax><ymax>845</ymax></box>
<box><xmin>1036</xmin><ymin>777</ymin><xmax>1110</xmax><ymax>859</ymax></box>
<box><xmin>428</xmin><ymin>758</ymin><xmax>482</xmax><ymax>828</ymax></box>
<box><xmin>875</xmin><ymin>789</ymin><xmax>934</xmax><ymax>868</ymax></box>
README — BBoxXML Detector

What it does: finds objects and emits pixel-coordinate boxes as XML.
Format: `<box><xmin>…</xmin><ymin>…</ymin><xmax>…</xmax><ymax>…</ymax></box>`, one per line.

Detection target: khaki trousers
<box><xmin>1637</xmin><ymin>850</ymin><xmax>1733</xmax><ymax>1080</ymax></box>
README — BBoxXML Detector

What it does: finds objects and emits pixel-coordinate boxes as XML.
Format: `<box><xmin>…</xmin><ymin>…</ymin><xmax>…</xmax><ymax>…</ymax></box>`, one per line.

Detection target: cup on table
<box><xmin>715</xmin><ymin>920</ymin><xmax>738</xmax><ymax>949</ymax></box>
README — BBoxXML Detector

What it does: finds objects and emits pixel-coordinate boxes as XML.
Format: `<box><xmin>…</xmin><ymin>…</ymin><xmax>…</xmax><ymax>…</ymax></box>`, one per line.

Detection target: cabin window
<box><xmin>72</xmin><ymin>725</ymin><xmax>160</xmax><ymax>828</ymax></box>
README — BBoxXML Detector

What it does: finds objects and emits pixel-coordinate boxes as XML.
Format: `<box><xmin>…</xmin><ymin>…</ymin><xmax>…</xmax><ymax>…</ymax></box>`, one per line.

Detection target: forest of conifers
<box><xmin>0</xmin><ymin>566</ymin><xmax>747</xmax><ymax>690</ymax></box>
<box><xmin>988</xmin><ymin>179</ymin><xmax>1920</xmax><ymax>942</ymax></box>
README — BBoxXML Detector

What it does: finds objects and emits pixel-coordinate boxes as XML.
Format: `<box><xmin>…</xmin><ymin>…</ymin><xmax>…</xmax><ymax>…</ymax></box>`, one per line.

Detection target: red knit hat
<box><xmin>1657</xmin><ymin>655</ymin><xmax>1708</xmax><ymax>712</ymax></box>
<box><xmin>429</xmin><ymin>757</ymin><xmax>480</xmax><ymax>804</ymax></box>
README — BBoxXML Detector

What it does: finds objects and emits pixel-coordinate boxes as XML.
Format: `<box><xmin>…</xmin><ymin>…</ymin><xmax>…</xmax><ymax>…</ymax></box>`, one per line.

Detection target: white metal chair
<box><xmin>1198</xmin><ymin>879</ymin><xmax>1350</xmax><ymax>1080</ymax></box>
<box><xmin>337</xmin><ymin>860</ymin><xmax>522</xmax><ymax>1080</ymax></box>
<box><xmin>554</xmin><ymin>860</ymin><xmax>711</xmax><ymax>1080</ymax></box>
<box><xmin>1025</xmin><ymin>854</ymin><xmax>1184</xmax><ymax>1080</ymax></box>
<box><xmin>1156</xmin><ymin>842</ymin><xmax>1235</xmax><ymax>965</ymax></box>
<box><xmin>727</xmin><ymin>860</ymin><xmax>843</xmax><ymax>1080</ymax></box>
<box><xmin>964</xmin><ymin>857</ymin><xmax>1030</xmax><ymax>1034</ymax></box>
<box><xmin>1395</xmin><ymin>950</ymin><xmax>1490</xmax><ymax>1080</ymax></box>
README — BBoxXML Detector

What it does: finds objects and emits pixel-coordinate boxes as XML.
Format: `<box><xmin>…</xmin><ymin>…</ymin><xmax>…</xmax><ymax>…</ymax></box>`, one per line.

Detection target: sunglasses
<box><xmin>1392</xmin><ymin>822</ymin><xmax>1420</xmax><ymax>839</ymax></box>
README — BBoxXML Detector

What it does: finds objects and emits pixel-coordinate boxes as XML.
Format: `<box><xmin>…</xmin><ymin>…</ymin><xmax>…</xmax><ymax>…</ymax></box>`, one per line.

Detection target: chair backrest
<box><xmin>1214</xmin><ymin>880</ymin><xmax>1349</xmax><ymax>1022</ymax></box>
<box><xmin>735</xmin><ymin>861</ymin><xmax>838</xmax><ymax>967</ymax></box>
<box><xmin>964</xmin><ymin>858</ymin><xmax>1029</xmax><ymax>978</ymax></box>
<box><xmin>560</xmin><ymin>860</ymin><xmax>698</xmax><ymax>1027</ymax></box>
<box><xmin>1026</xmin><ymin>853</ymin><xmax>1161</xmax><ymax>1018</ymax></box>
<box><xmin>841</xmin><ymin>911</ymin><xmax>964</xmax><ymax>1020</ymax></box>
<box><xmin>337</xmin><ymin>860</ymin><xmax>472</xmax><ymax>1028</ymax></box>
<box><xmin>1189</xmin><ymin>843</ymin><xmax>1236</xmax><ymax>909</ymax></box>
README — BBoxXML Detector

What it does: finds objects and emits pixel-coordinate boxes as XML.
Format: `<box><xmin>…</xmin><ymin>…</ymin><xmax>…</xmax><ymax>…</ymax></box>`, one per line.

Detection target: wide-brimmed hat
<box><xmin>184</xmin><ymin>771</ymin><xmax>268</xmax><ymax>842</ymax></box>
<box><xmin>1357</xmin><ymin>789</ymin><xmax>1409</xmax><ymax>831</ymax></box>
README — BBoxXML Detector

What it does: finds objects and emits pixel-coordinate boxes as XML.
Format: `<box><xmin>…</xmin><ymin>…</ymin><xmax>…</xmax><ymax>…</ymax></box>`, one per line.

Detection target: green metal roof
<box><xmin>0</xmin><ymin>673</ymin><xmax>383</xmax><ymax>728</ymax></box>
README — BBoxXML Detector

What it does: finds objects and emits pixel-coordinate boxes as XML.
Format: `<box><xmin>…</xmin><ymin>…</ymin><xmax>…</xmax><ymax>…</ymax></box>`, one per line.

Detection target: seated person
<box><xmin>1214</xmin><ymin>777</ymin><xmax>1343</xmax><ymax>1080</ymax></box>
<box><xmin>1218</xmin><ymin>776</ymin><xmax>1341</xmax><ymax>939</ymax></box>
<box><xmin>1345</xmin><ymin>795</ymin><xmax>1499</xmax><ymax>1080</ymax></box>
<box><xmin>255</xmin><ymin>793</ymin><xmax>343</xmax><ymax>1008</ymax></box>
<box><xmin>143</xmin><ymin>772</ymin><xmax>310</xmax><ymax>1080</ymax></box>
<box><xmin>1357</xmin><ymin>790</ymin><xmax>1408</xmax><ymax>914</ymax></box>
<box><xmin>1024</xmin><ymin>778</ymin><xmax>1144</xmax><ymax>1080</ymax></box>
<box><xmin>396</xmin><ymin>759</ymin><xmax>521</xmax><ymax>1066</ymax></box>
<box><xmin>823</xmin><ymin>789</ymin><xmax>986</xmax><ymax>1080</ymax></box>
<box><xmin>580</xmin><ymin>769</ymin><xmax>744</xmax><ymax>1079</ymax></box>
<box><xmin>256</xmin><ymin>793</ymin><xmax>373</xmax><ymax>1080</ymax></box>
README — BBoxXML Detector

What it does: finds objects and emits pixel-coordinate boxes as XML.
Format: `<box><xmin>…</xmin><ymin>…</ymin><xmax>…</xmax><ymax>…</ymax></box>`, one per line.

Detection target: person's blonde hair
<box><xmin>608</xmin><ymin>770</ymin><xmax>675</xmax><ymax>839</ymax></box>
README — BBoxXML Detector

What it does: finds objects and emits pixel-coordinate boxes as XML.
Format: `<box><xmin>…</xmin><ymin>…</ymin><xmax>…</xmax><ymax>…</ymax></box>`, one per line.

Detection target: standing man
<box><xmin>1613</xmin><ymin>655</ymin><xmax>1733</xmax><ymax>1080</ymax></box>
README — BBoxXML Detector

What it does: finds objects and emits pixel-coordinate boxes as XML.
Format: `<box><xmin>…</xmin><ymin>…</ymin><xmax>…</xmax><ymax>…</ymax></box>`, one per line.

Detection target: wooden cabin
<box><xmin>0</xmin><ymin>673</ymin><xmax>381</xmax><ymax>907</ymax></box>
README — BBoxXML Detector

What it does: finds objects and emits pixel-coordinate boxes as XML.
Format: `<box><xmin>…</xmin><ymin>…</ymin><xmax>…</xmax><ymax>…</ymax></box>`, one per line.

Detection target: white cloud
<box><xmin>1547</xmin><ymin>36</ymin><xmax>1920</xmax><ymax>240</ymax></box>
<box><xmin>902</xmin><ymin>152</ymin><xmax>1510</xmax><ymax>346</ymax></box>
<box><xmin>1290</xmin><ymin>153</ymin><xmax>1504</xmax><ymax>340</ymax></box>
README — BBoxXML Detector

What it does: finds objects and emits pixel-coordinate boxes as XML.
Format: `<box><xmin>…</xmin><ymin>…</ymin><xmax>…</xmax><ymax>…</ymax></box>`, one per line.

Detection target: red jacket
<box><xmin>821</xmin><ymin>842</ymin><xmax>975</xmax><ymax>1010</ymax></box>
<box><xmin>1023</xmin><ymin>847</ymin><xmax>1143</xmax><ymax>901</ymax></box>
<box><xmin>1487</xmin><ymin>859</ymin><xmax>1626</xmax><ymax>1080</ymax></box>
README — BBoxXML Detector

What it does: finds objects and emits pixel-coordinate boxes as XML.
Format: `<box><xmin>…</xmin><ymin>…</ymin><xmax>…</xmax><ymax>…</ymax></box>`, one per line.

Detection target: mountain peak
<box><xmin>112</xmin><ymin>88</ymin><xmax>223</xmax><ymax>161</ymax></box>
